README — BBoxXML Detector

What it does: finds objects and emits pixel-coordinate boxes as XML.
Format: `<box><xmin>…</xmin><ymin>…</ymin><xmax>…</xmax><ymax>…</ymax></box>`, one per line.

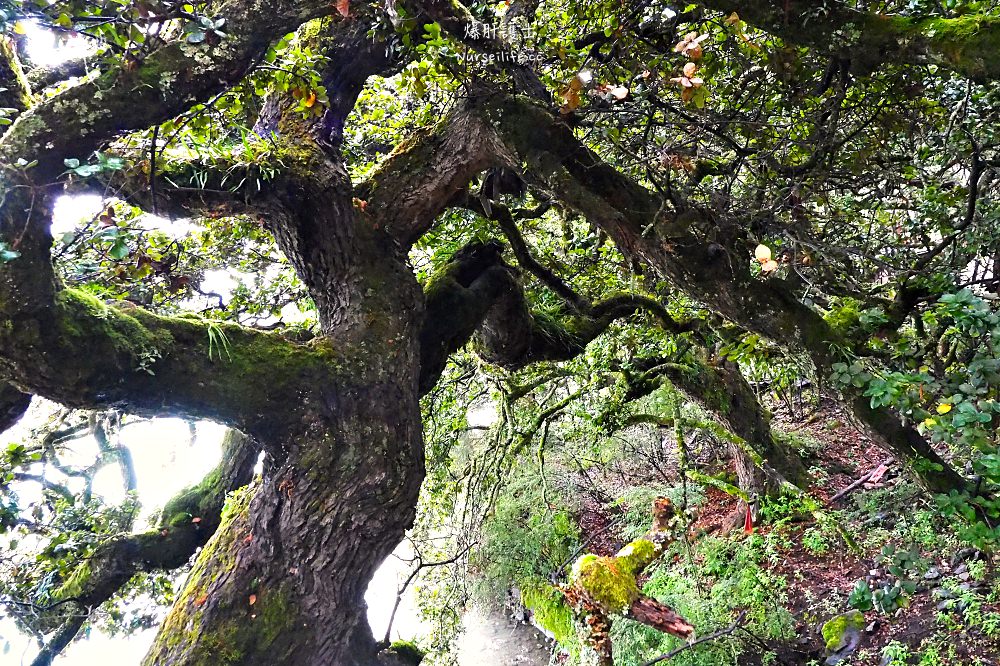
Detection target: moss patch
<box><xmin>386</xmin><ymin>640</ymin><xmax>425</xmax><ymax>665</ymax></box>
<box><xmin>615</xmin><ymin>538</ymin><xmax>659</xmax><ymax>576</ymax></box>
<box><xmin>570</xmin><ymin>554</ymin><xmax>639</xmax><ymax>614</ymax></box>
<box><xmin>822</xmin><ymin>610</ymin><xmax>865</xmax><ymax>652</ymax></box>
<box><xmin>521</xmin><ymin>580</ymin><xmax>577</xmax><ymax>647</ymax></box>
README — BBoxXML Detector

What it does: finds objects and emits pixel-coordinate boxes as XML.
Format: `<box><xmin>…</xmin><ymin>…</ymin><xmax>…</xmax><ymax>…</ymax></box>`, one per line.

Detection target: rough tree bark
<box><xmin>0</xmin><ymin>7</ymin><xmax>471</xmax><ymax>665</ymax></box>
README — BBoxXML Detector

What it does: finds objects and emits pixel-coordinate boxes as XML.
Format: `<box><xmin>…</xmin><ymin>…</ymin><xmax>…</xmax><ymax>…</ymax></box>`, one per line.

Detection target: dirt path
<box><xmin>454</xmin><ymin>608</ymin><xmax>552</xmax><ymax>666</ymax></box>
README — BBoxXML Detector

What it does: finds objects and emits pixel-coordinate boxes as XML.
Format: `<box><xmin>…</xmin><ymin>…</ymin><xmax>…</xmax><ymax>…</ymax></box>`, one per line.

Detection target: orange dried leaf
<box><xmin>249</xmin><ymin>594</ymin><xmax>257</xmax><ymax>606</ymax></box>
<box><xmin>191</xmin><ymin>516</ymin><xmax>202</xmax><ymax>524</ymax></box>
<box><xmin>335</xmin><ymin>0</ymin><xmax>350</xmax><ymax>17</ymax></box>
<box><xmin>194</xmin><ymin>594</ymin><xmax>208</xmax><ymax>607</ymax></box>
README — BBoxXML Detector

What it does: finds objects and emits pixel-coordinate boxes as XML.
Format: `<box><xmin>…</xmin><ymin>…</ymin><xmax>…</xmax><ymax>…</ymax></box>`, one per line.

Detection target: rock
<box><xmin>822</xmin><ymin>611</ymin><xmax>866</xmax><ymax>665</ymax></box>
<box><xmin>865</xmin><ymin>620</ymin><xmax>878</xmax><ymax>634</ymax></box>
<box><xmin>923</xmin><ymin>567</ymin><xmax>941</xmax><ymax>580</ymax></box>
<box><xmin>932</xmin><ymin>587</ymin><xmax>955</xmax><ymax>600</ymax></box>
<box><xmin>951</xmin><ymin>548</ymin><xmax>981</xmax><ymax>566</ymax></box>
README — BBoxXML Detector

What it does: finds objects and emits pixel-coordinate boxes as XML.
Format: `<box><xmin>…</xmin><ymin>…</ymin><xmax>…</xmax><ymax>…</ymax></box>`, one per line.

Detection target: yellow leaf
<box><xmin>560</xmin><ymin>87</ymin><xmax>581</xmax><ymax>113</ymax></box>
<box><xmin>936</xmin><ymin>403</ymin><xmax>952</xmax><ymax>414</ymax></box>
<box><xmin>725</xmin><ymin>12</ymin><xmax>740</xmax><ymax>26</ymax></box>
<box><xmin>304</xmin><ymin>91</ymin><xmax>317</xmax><ymax>108</ymax></box>
<box><xmin>922</xmin><ymin>417</ymin><xmax>937</xmax><ymax>427</ymax></box>
<box><xmin>13</xmin><ymin>21</ymin><xmax>27</xmax><ymax>35</ymax></box>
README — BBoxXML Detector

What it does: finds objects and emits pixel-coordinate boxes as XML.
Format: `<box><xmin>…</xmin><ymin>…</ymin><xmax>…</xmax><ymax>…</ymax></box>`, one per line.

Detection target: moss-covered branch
<box><xmin>32</xmin><ymin>430</ymin><xmax>258</xmax><ymax>664</ymax></box>
<box><xmin>623</xmin><ymin>354</ymin><xmax>809</xmax><ymax>491</ymax></box>
<box><xmin>477</xmin><ymin>92</ymin><xmax>968</xmax><ymax>495</ymax></box>
<box><xmin>419</xmin><ymin>240</ymin><xmax>519</xmax><ymax>393</ymax></box>
<box><xmin>357</xmin><ymin>108</ymin><xmax>504</xmax><ymax>247</ymax></box>
<box><xmin>525</xmin><ymin>498</ymin><xmax>693</xmax><ymax>664</ymax></box>
<box><xmin>0</xmin><ymin>288</ymin><xmax>345</xmax><ymax>440</ymax></box>
<box><xmin>696</xmin><ymin>0</ymin><xmax>1000</xmax><ymax>82</ymax></box>
<box><xmin>0</xmin><ymin>36</ymin><xmax>31</xmax><ymax>131</ymax></box>
<box><xmin>0</xmin><ymin>0</ymin><xmax>342</xmax><ymax>182</ymax></box>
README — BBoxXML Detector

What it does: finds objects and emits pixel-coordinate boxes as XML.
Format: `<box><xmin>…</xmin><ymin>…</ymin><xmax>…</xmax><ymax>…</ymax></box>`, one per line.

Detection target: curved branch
<box><xmin>0</xmin><ymin>287</ymin><xmax>344</xmax><ymax>440</ymax></box>
<box><xmin>696</xmin><ymin>0</ymin><xmax>1000</xmax><ymax>83</ymax></box>
<box><xmin>418</xmin><ymin>240</ymin><xmax>519</xmax><ymax>393</ymax></box>
<box><xmin>357</xmin><ymin>107</ymin><xmax>507</xmax><ymax>247</ymax></box>
<box><xmin>0</xmin><ymin>0</ymin><xmax>342</xmax><ymax>181</ymax></box>
<box><xmin>457</xmin><ymin>194</ymin><xmax>589</xmax><ymax>311</ymax></box>
<box><xmin>477</xmin><ymin>92</ymin><xmax>968</xmax><ymax>494</ymax></box>
<box><xmin>31</xmin><ymin>430</ymin><xmax>258</xmax><ymax>664</ymax></box>
<box><xmin>622</xmin><ymin>355</ymin><xmax>810</xmax><ymax>489</ymax></box>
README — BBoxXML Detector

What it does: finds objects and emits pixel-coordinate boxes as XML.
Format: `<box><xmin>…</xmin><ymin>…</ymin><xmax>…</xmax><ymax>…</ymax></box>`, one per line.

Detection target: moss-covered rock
<box><xmin>821</xmin><ymin>610</ymin><xmax>865</xmax><ymax>660</ymax></box>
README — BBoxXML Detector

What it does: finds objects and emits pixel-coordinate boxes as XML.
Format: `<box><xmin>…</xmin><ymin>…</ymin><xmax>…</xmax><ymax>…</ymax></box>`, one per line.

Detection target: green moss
<box><xmin>823</xmin><ymin>297</ymin><xmax>862</xmax><ymax>337</ymax></box>
<box><xmin>144</xmin><ymin>484</ymin><xmax>263</xmax><ymax>664</ymax></box>
<box><xmin>521</xmin><ymin>580</ymin><xmax>577</xmax><ymax>648</ymax></box>
<box><xmin>160</xmin><ymin>467</ymin><xmax>224</xmax><ymax>527</ymax></box>
<box><xmin>56</xmin><ymin>289</ymin><xmax>170</xmax><ymax>366</ymax></box>
<box><xmin>386</xmin><ymin>640</ymin><xmax>425</xmax><ymax>665</ymax></box>
<box><xmin>615</xmin><ymin>538</ymin><xmax>659</xmax><ymax>576</ymax></box>
<box><xmin>569</xmin><ymin>554</ymin><xmax>639</xmax><ymax>614</ymax></box>
<box><xmin>921</xmin><ymin>14</ymin><xmax>1000</xmax><ymax>80</ymax></box>
<box><xmin>821</xmin><ymin>610</ymin><xmax>865</xmax><ymax>652</ymax></box>
<box><xmin>53</xmin><ymin>560</ymin><xmax>93</xmax><ymax>600</ymax></box>
<box><xmin>0</xmin><ymin>37</ymin><xmax>32</xmax><ymax>113</ymax></box>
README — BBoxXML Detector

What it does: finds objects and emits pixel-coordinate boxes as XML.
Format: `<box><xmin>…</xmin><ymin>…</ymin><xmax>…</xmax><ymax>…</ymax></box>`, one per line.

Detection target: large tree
<box><xmin>1</xmin><ymin>0</ymin><xmax>999</xmax><ymax>663</ymax></box>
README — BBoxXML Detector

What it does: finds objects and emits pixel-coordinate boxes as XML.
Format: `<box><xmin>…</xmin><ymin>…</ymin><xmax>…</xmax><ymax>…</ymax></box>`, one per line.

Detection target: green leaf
<box><xmin>109</xmin><ymin>239</ymin><xmax>130</xmax><ymax>260</ymax></box>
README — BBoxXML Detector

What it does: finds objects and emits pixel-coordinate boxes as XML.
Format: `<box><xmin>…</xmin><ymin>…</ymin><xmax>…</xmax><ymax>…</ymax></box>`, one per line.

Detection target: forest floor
<box><xmin>538</xmin><ymin>396</ymin><xmax>1000</xmax><ymax>666</ymax></box>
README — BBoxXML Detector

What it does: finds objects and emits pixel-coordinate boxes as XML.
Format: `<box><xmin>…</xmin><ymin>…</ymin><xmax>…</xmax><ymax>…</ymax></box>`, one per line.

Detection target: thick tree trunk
<box><xmin>144</xmin><ymin>316</ymin><xmax>424</xmax><ymax>665</ymax></box>
<box><xmin>144</xmin><ymin>190</ymin><xmax>427</xmax><ymax>664</ymax></box>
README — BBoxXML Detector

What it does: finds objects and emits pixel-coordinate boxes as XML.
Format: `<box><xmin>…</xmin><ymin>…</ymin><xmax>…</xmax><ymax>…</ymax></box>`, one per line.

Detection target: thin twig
<box><xmin>640</xmin><ymin>611</ymin><xmax>747</xmax><ymax>666</ymax></box>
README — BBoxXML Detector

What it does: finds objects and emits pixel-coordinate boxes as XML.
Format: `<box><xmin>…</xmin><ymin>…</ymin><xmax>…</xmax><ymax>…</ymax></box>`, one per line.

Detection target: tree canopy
<box><xmin>1</xmin><ymin>0</ymin><xmax>1000</xmax><ymax>664</ymax></box>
